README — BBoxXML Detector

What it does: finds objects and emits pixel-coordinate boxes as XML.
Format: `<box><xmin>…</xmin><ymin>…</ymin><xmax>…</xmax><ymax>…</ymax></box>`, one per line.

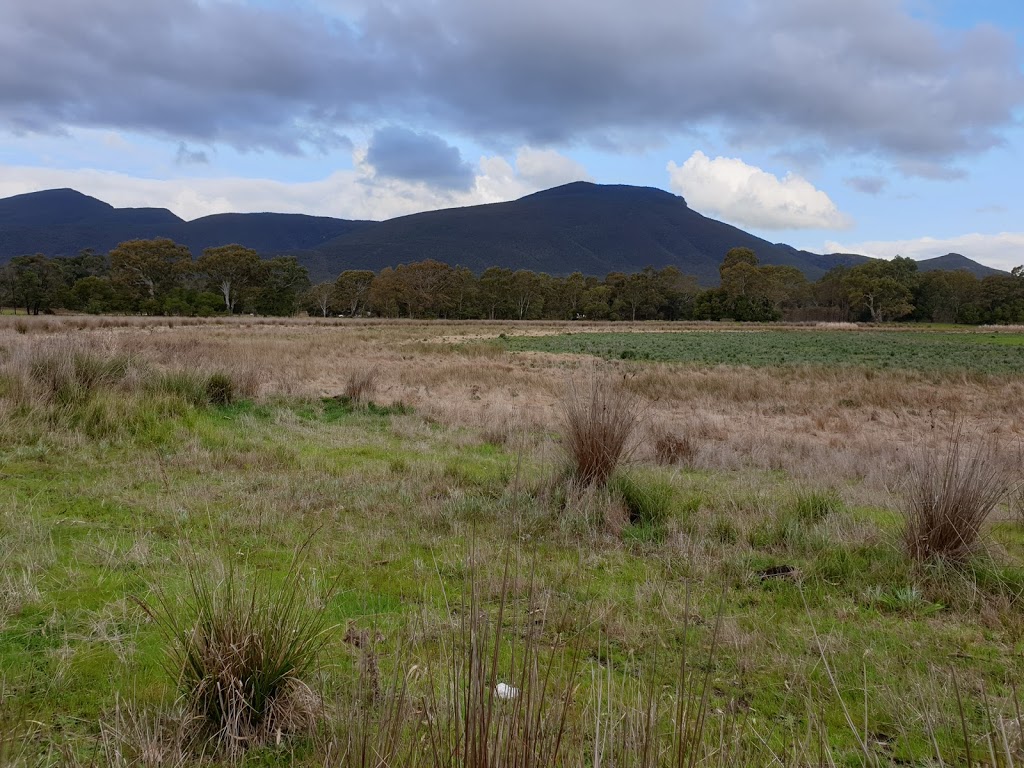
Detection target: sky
<box><xmin>1</xmin><ymin>0</ymin><xmax>1023</xmax><ymax>270</ymax></box>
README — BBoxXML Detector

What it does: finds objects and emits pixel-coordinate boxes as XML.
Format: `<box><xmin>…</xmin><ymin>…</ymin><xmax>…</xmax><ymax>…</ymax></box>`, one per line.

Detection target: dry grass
<box><xmin>560</xmin><ymin>374</ymin><xmax>644</xmax><ymax>488</ymax></box>
<box><xmin>342</xmin><ymin>367</ymin><xmax>378</xmax><ymax>406</ymax></box>
<box><xmin>3</xmin><ymin>318</ymin><xmax>1022</xmax><ymax>508</ymax></box>
<box><xmin>651</xmin><ymin>425</ymin><xmax>697</xmax><ymax>466</ymax></box>
<box><xmin>96</xmin><ymin>698</ymin><xmax>202</xmax><ymax>768</ymax></box>
<box><xmin>902</xmin><ymin>424</ymin><xmax>1014</xmax><ymax>564</ymax></box>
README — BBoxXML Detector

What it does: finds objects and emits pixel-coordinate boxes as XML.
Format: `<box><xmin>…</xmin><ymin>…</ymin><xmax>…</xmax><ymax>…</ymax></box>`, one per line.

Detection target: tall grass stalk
<box><xmin>421</xmin><ymin>551</ymin><xmax>582</xmax><ymax>768</ymax></box>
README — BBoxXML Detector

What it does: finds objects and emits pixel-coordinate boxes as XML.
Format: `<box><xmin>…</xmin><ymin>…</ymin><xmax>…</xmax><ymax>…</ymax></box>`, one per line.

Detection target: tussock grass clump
<box><xmin>0</xmin><ymin>340</ymin><xmax>262</xmax><ymax>440</ymax></box>
<box><xmin>24</xmin><ymin>342</ymin><xmax>134</xmax><ymax>408</ymax></box>
<box><xmin>203</xmin><ymin>371</ymin><xmax>236</xmax><ymax>406</ymax></box>
<box><xmin>791</xmin><ymin>487</ymin><xmax>843</xmax><ymax>523</ymax></box>
<box><xmin>612</xmin><ymin>472</ymin><xmax>676</xmax><ymax>527</ymax></box>
<box><xmin>902</xmin><ymin>425</ymin><xmax>1012</xmax><ymax>564</ymax></box>
<box><xmin>151</xmin><ymin>558</ymin><xmax>333</xmax><ymax>758</ymax></box>
<box><xmin>560</xmin><ymin>374</ymin><xmax>642</xmax><ymax>488</ymax></box>
<box><xmin>343</xmin><ymin>368</ymin><xmax>378</xmax><ymax>406</ymax></box>
<box><xmin>652</xmin><ymin>426</ymin><xmax>697</xmax><ymax>466</ymax></box>
<box><xmin>150</xmin><ymin>368</ymin><xmax>240</xmax><ymax>406</ymax></box>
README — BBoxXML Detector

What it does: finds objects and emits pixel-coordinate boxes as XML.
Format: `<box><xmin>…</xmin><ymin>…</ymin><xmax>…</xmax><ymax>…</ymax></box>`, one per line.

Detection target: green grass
<box><xmin>1</xmin><ymin>385</ymin><xmax>1023</xmax><ymax>764</ymax></box>
<box><xmin>502</xmin><ymin>328</ymin><xmax>1024</xmax><ymax>373</ymax></box>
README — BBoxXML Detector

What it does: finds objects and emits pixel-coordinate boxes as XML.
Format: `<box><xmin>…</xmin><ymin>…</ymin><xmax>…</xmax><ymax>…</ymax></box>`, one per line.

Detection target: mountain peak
<box><xmin>523</xmin><ymin>180</ymin><xmax>686</xmax><ymax>206</ymax></box>
<box><xmin>917</xmin><ymin>252</ymin><xmax>1005</xmax><ymax>278</ymax></box>
<box><xmin>0</xmin><ymin>188</ymin><xmax>115</xmax><ymax>229</ymax></box>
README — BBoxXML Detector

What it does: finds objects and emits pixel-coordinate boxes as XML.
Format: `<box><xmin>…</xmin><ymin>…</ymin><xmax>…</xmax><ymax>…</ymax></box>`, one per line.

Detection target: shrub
<box><xmin>902</xmin><ymin>425</ymin><xmax>1010</xmax><ymax>564</ymax></box>
<box><xmin>152</xmin><ymin>557</ymin><xmax>332</xmax><ymax>757</ymax></box>
<box><xmin>560</xmin><ymin>374</ymin><xmax>642</xmax><ymax>488</ymax></box>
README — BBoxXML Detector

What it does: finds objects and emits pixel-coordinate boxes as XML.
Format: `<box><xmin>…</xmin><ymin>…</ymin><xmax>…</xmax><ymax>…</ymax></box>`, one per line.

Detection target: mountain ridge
<box><xmin>0</xmin><ymin>184</ymin><xmax>1005</xmax><ymax>284</ymax></box>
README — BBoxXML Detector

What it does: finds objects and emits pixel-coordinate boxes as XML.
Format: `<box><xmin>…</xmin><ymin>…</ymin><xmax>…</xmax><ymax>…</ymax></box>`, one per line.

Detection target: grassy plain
<box><xmin>1</xmin><ymin>316</ymin><xmax>1023</xmax><ymax>766</ymax></box>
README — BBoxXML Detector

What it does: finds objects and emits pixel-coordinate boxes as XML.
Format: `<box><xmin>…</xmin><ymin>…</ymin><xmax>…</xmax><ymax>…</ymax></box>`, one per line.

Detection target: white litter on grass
<box><xmin>495</xmin><ymin>682</ymin><xmax>519</xmax><ymax>700</ymax></box>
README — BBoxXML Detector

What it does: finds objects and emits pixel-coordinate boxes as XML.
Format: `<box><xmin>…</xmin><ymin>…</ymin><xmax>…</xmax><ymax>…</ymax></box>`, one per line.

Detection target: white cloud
<box><xmin>513</xmin><ymin>147</ymin><xmax>592</xmax><ymax>189</ymax></box>
<box><xmin>0</xmin><ymin>146</ymin><xmax>588</xmax><ymax>221</ymax></box>
<box><xmin>667</xmin><ymin>150</ymin><xmax>853</xmax><ymax>230</ymax></box>
<box><xmin>824</xmin><ymin>233</ymin><xmax>1024</xmax><ymax>272</ymax></box>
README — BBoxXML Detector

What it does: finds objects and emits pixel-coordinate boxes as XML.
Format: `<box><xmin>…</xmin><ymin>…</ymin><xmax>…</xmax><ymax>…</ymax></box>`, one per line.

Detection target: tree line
<box><xmin>2</xmin><ymin>239</ymin><xmax>1022</xmax><ymax>324</ymax></box>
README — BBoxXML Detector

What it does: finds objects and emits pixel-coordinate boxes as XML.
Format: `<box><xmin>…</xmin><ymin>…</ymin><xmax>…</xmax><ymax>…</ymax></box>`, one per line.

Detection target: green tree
<box><xmin>654</xmin><ymin>266</ymin><xmax>699</xmax><ymax>320</ymax></box>
<box><xmin>334</xmin><ymin>270</ymin><xmax>376</xmax><ymax>317</ymax></box>
<box><xmin>5</xmin><ymin>254</ymin><xmax>64</xmax><ymax>314</ymax></box>
<box><xmin>607</xmin><ymin>271</ymin><xmax>648</xmax><ymax>321</ymax></box>
<box><xmin>719</xmin><ymin>247</ymin><xmax>760</xmax><ymax>298</ymax></box>
<box><xmin>479</xmin><ymin>267</ymin><xmax>514</xmax><ymax>319</ymax></box>
<box><xmin>841</xmin><ymin>258</ymin><xmax>917</xmax><ymax>322</ymax></box>
<box><xmin>110</xmin><ymin>238</ymin><xmax>193</xmax><ymax>311</ymax></box>
<box><xmin>305</xmin><ymin>281</ymin><xmax>336</xmax><ymax>317</ymax></box>
<box><xmin>250</xmin><ymin>256</ymin><xmax>309</xmax><ymax>316</ymax></box>
<box><xmin>367</xmin><ymin>267</ymin><xmax>401</xmax><ymax>317</ymax></box>
<box><xmin>69</xmin><ymin>276</ymin><xmax>117</xmax><ymax>313</ymax></box>
<box><xmin>395</xmin><ymin>260</ymin><xmax>460</xmax><ymax>318</ymax></box>
<box><xmin>197</xmin><ymin>244</ymin><xmax>262</xmax><ymax>314</ymax></box>
<box><xmin>510</xmin><ymin>270</ymin><xmax>546</xmax><ymax>319</ymax></box>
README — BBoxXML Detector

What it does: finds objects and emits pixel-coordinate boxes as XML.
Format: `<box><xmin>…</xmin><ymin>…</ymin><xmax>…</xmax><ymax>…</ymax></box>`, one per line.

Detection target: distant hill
<box><xmin>916</xmin><ymin>252</ymin><xmax>1005</xmax><ymax>279</ymax></box>
<box><xmin>307</xmin><ymin>182</ymin><xmax>867</xmax><ymax>284</ymax></box>
<box><xmin>0</xmin><ymin>188</ymin><xmax>373</xmax><ymax>261</ymax></box>
<box><xmin>0</xmin><ymin>184</ymin><xmax>1005</xmax><ymax>285</ymax></box>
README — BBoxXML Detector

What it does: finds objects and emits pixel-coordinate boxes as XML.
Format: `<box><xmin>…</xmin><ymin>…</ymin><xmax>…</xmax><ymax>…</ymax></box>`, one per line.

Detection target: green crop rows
<box><xmin>502</xmin><ymin>329</ymin><xmax>1024</xmax><ymax>373</ymax></box>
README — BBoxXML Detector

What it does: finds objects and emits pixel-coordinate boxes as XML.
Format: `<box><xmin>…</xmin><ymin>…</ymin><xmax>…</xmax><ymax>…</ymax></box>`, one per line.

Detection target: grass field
<box><xmin>1</xmin><ymin>317</ymin><xmax>1023</xmax><ymax>766</ymax></box>
<box><xmin>501</xmin><ymin>328</ymin><xmax>1024</xmax><ymax>373</ymax></box>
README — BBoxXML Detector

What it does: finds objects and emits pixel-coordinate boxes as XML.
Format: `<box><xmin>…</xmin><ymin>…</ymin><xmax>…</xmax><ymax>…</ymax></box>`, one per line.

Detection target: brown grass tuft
<box><xmin>343</xmin><ymin>367</ymin><xmax>378</xmax><ymax>406</ymax></box>
<box><xmin>560</xmin><ymin>374</ymin><xmax>643</xmax><ymax>488</ymax></box>
<box><xmin>902</xmin><ymin>424</ymin><xmax>1012</xmax><ymax>564</ymax></box>
<box><xmin>651</xmin><ymin>425</ymin><xmax>697</xmax><ymax>466</ymax></box>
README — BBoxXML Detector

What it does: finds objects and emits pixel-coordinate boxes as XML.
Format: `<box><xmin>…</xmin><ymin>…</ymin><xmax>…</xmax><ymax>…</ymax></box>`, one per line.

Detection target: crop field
<box><xmin>502</xmin><ymin>328</ymin><xmax>1024</xmax><ymax>374</ymax></box>
<box><xmin>1</xmin><ymin>316</ymin><xmax>1023</xmax><ymax>766</ymax></box>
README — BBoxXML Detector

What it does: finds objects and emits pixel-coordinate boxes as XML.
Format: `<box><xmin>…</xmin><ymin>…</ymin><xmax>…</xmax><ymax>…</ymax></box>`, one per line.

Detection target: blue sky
<box><xmin>1</xmin><ymin>0</ymin><xmax>1022</xmax><ymax>269</ymax></box>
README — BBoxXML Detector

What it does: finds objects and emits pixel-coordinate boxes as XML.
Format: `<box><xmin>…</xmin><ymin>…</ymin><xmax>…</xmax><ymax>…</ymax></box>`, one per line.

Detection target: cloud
<box><xmin>896</xmin><ymin>160</ymin><xmax>968</xmax><ymax>181</ymax></box>
<box><xmin>0</xmin><ymin>146</ymin><xmax>589</xmax><ymax>222</ymax></box>
<box><xmin>844</xmin><ymin>175</ymin><xmax>887</xmax><ymax>195</ymax></box>
<box><xmin>824</xmin><ymin>233</ymin><xmax>1024</xmax><ymax>272</ymax></box>
<box><xmin>0</xmin><ymin>0</ymin><xmax>1020</xmax><ymax>171</ymax></box>
<box><xmin>513</xmin><ymin>147</ymin><xmax>592</xmax><ymax>189</ymax></box>
<box><xmin>175</xmin><ymin>142</ymin><xmax>209</xmax><ymax>166</ymax></box>
<box><xmin>667</xmin><ymin>151</ymin><xmax>852</xmax><ymax>230</ymax></box>
<box><xmin>365</xmin><ymin>127</ymin><xmax>474</xmax><ymax>190</ymax></box>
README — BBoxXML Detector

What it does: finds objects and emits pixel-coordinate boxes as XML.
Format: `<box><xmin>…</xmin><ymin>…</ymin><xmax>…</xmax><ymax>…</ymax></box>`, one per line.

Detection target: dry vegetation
<box><xmin>4</xmin><ymin>314</ymin><xmax>1019</xmax><ymax>500</ymax></box>
<box><xmin>1</xmin><ymin>314</ymin><xmax>1023</xmax><ymax>766</ymax></box>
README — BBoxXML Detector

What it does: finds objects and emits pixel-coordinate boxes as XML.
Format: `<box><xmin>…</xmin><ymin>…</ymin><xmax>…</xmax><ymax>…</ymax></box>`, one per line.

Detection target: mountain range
<box><xmin>0</xmin><ymin>184</ymin><xmax>1004</xmax><ymax>285</ymax></box>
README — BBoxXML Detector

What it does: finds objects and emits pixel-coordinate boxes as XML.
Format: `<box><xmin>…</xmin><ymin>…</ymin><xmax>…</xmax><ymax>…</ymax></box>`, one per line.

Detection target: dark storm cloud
<box><xmin>366</xmin><ymin>127</ymin><xmax>474</xmax><ymax>190</ymax></box>
<box><xmin>1</xmin><ymin>0</ymin><xmax>1022</xmax><ymax>171</ymax></box>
